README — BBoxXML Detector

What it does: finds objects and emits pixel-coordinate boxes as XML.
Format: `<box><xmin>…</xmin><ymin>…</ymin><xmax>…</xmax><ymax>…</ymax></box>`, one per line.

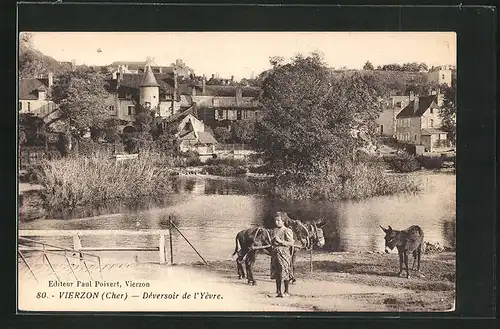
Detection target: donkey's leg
<box><xmin>245</xmin><ymin>251</ymin><xmax>257</xmax><ymax>285</ymax></box>
<box><xmin>411</xmin><ymin>250</ymin><xmax>418</xmax><ymax>270</ymax></box>
<box><xmin>398</xmin><ymin>251</ymin><xmax>404</xmax><ymax>276</ymax></box>
<box><xmin>417</xmin><ymin>244</ymin><xmax>422</xmax><ymax>271</ymax></box>
<box><xmin>290</xmin><ymin>249</ymin><xmax>297</xmax><ymax>284</ymax></box>
<box><xmin>404</xmin><ymin>252</ymin><xmax>410</xmax><ymax>279</ymax></box>
<box><xmin>236</xmin><ymin>253</ymin><xmax>245</xmax><ymax>279</ymax></box>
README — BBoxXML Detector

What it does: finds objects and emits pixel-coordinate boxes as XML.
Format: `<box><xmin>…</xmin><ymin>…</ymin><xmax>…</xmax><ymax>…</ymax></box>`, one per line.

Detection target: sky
<box><xmin>27</xmin><ymin>32</ymin><xmax>456</xmax><ymax>80</ymax></box>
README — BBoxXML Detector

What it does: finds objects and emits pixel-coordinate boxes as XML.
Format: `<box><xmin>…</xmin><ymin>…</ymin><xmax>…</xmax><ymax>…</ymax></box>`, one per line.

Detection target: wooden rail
<box><xmin>19</xmin><ymin>230</ymin><xmax>170</xmax><ymax>264</ymax></box>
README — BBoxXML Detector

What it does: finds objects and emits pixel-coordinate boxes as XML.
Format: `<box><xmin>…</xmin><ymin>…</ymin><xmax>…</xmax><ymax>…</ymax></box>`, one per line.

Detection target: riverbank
<box><xmin>188</xmin><ymin>250</ymin><xmax>455</xmax><ymax>312</ymax></box>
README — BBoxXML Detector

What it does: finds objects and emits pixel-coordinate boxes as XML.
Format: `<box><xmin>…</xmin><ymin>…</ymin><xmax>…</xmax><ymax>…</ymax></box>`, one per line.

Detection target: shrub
<box><xmin>417</xmin><ymin>155</ymin><xmax>444</xmax><ymax>170</ymax></box>
<box><xmin>248</xmin><ymin>164</ymin><xmax>271</xmax><ymax>174</ymax></box>
<box><xmin>384</xmin><ymin>153</ymin><xmax>420</xmax><ymax>173</ymax></box>
<box><xmin>204</xmin><ymin>157</ymin><xmax>248</xmax><ymax>167</ymax></box>
<box><xmin>35</xmin><ymin>152</ymin><xmax>175</xmax><ymax>212</ymax></box>
<box><xmin>272</xmin><ymin>162</ymin><xmax>420</xmax><ymax>200</ymax></box>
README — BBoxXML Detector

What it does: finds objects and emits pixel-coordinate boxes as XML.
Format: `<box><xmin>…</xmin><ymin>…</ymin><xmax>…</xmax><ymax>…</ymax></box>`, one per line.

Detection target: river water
<box><xmin>19</xmin><ymin>172</ymin><xmax>455</xmax><ymax>263</ymax></box>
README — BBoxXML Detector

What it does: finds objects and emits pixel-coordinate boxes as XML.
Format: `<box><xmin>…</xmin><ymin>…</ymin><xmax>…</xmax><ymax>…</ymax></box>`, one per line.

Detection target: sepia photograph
<box><xmin>18</xmin><ymin>31</ymin><xmax>456</xmax><ymax>313</ymax></box>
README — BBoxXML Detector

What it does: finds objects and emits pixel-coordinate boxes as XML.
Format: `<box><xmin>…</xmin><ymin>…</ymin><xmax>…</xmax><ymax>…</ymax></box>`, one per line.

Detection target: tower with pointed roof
<box><xmin>139</xmin><ymin>62</ymin><xmax>160</xmax><ymax>111</ymax></box>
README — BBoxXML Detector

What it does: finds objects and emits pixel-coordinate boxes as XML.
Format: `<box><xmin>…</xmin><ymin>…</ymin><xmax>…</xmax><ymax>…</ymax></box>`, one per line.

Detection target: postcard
<box><xmin>18</xmin><ymin>31</ymin><xmax>456</xmax><ymax>313</ymax></box>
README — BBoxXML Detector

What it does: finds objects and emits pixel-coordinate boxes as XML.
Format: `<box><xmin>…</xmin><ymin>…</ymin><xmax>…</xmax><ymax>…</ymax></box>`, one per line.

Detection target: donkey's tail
<box><xmin>232</xmin><ymin>234</ymin><xmax>240</xmax><ymax>256</ymax></box>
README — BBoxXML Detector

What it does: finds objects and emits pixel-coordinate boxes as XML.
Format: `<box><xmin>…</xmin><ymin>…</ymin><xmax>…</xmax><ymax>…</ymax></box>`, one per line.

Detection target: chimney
<box><xmin>231</xmin><ymin>75</ymin><xmax>234</xmax><ymax>82</ymax></box>
<box><xmin>236</xmin><ymin>88</ymin><xmax>242</xmax><ymax>105</ymax></box>
<box><xmin>202</xmin><ymin>75</ymin><xmax>206</xmax><ymax>93</ymax></box>
<box><xmin>47</xmin><ymin>72</ymin><xmax>53</xmax><ymax>87</ymax></box>
<box><xmin>413</xmin><ymin>96</ymin><xmax>420</xmax><ymax>112</ymax></box>
<box><xmin>211</xmin><ymin>74</ymin><xmax>215</xmax><ymax>80</ymax></box>
<box><xmin>409</xmin><ymin>91</ymin><xmax>415</xmax><ymax>102</ymax></box>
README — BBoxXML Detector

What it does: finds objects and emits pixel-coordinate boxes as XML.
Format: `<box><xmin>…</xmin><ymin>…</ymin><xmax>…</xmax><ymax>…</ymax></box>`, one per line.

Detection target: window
<box><xmin>430</xmin><ymin>119</ymin><xmax>434</xmax><ymax>127</ymax></box>
<box><xmin>128</xmin><ymin>105</ymin><xmax>135</xmax><ymax>115</ymax></box>
<box><xmin>19</xmin><ymin>102</ymin><xmax>22</xmax><ymax>111</ymax></box>
<box><xmin>27</xmin><ymin>102</ymin><xmax>31</xmax><ymax>112</ymax></box>
<box><xmin>442</xmin><ymin>74</ymin><xmax>445</xmax><ymax>79</ymax></box>
<box><xmin>380</xmin><ymin>125</ymin><xmax>384</xmax><ymax>134</ymax></box>
<box><xmin>108</xmin><ymin>105</ymin><xmax>115</xmax><ymax>114</ymax></box>
<box><xmin>144</xmin><ymin>101</ymin><xmax>151</xmax><ymax>109</ymax></box>
<box><xmin>237</xmin><ymin>110</ymin><xmax>242</xmax><ymax>120</ymax></box>
<box><xmin>218</xmin><ymin>109</ymin><xmax>223</xmax><ymax>119</ymax></box>
<box><xmin>414</xmin><ymin>134</ymin><xmax>417</xmax><ymax>141</ymax></box>
<box><xmin>430</xmin><ymin>108</ymin><xmax>434</xmax><ymax>114</ymax></box>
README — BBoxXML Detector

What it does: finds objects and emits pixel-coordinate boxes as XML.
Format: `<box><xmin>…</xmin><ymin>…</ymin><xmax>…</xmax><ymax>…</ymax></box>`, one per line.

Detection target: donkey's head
<box><xmin>380</xmin><ymin>225</ymin><xmax>398</xmax><ymax>252</ymax></box>
<box><xmin>295</xmin><ymin>218</ymin><xmax>326</xmax><ymax>249</ymax></box>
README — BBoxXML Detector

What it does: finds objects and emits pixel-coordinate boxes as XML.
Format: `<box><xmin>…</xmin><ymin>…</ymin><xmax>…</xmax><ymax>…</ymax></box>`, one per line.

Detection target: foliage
<box><xmin>363</xmin><ymin>61</ymin><xmax>374</xmax><ymax>70</ymax></box>
<box><xmin>203</xmin><ymin>164</ymin><xmax>247</xmax><ymax>177</ymax></box>
<box><xmin>213</xmin><ymin>126</ymin><xmax>231</xmax><ymax>143</ymax></box>
<box><xmin>19</xmin><ymin>114</ymin><xmax>47</xmax><ymax>147</ymax></box>
<box><xmin>272</xmin><ymin>161</ymin><xmax>420</xmax><ymax>200</ymax></box>
<box><xmin>257</xmin><ymin>52</ymin><xmax>383</xmax><ymax>184</ymax></box>
<box><xmin>383</xmin><ymin>153</ymin><xmax>421</xmax><ymax>173</ymax></box>
<box><xmin>439</xmin><ymin>85</ymin><xmax>457</xmax><ymax>144</ymax></box>
<box><xmin>154</xmin><ymin>124</ymin><xmax>180</xmax><ymax>155</ymax></box>
<box><xmin>204</xmin><ymin>157</ymin><xmax>249</xmax><ymax>167</ymax></box>
<box><xmin>231</xmin><ymin>120</ymin><xmax>257</xmax><ymax>144</ymax></box>
<box><xmin>34</xmin><ymin>152</ymin><xmax>175</xmax><ymax>212</ymax></box>
<box><xmin>416</xmin><ymin>155</ymin><xmax>444</xmax><ymax>170</ymax></box>
<box><xmin>50</xmin><ymin>68</ymin><xmax>110</xmax><ymax>136</ymax></box>
<box><xmin>377</xmin><ymin>62</ymin><xmax>428</xmax><ymax>72</ymax></box>
<box><xmin>19</xmin><ymin>32</ymin><xmax>72</xmax><ymax>79</ymax></box>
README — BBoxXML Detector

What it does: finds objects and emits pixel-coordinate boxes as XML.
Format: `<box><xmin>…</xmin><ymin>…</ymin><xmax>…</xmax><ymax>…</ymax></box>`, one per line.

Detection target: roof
<box><xmin>165</xmin><ymin>104</ymin><xmax>197</xmax><ymax>123</ymax></box>
<box><xmin>19</xmin><ymin>78</ymin><xmax>49</xmax><ymax>100</ymax></box>
<box><xmin>421</xmin><ymin>128</ymin><xmax>447</xmax><ymax>135</ymax></box>
<box><xmin>111</xmin><ymin>61</ymin><xmax>175</xmax><ymax>74</ymax></box>
<box><xmin>196</xmin><ymin>131</ymin><xmax>218</xmax><ymax>144</ymax></box>
<box><xmin>396</xmin><ymin>95</ymin><xmax>438</xmax><ymax>118</ymax></box>
<box><xmin>202</xmin><ymin>86</ymin><xmax>261</xmax><ymax>98</ymax></box>
<box><xmin>110</xmin><ymin>72</ymin><xmax>176</xmax><ymax>99</ymax></box>
<box><xmin>139</xmin><ymin>64</ymin><xmax>160</xmax><ymax>87</ymax></box>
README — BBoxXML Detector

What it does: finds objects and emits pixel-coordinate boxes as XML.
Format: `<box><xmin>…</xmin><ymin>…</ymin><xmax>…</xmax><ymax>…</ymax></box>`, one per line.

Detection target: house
<box><xmin>19</xmin><ymin>73</ymin><xmax>57</xmax><ymax>118</ymax></box>
<box><xmin>104</xmin><ymin>61</ymin><xmax>262</xmax><ymax>131</ymax></box>
<box><xmin>164</xmin><ymin>105</ymin><xmax>218</xmax><ymax>161</ymax></box>
<box><xmin>427</xmin><ymin>65</ymin><xmax>453</xmax><ymax>87</ymax></box>
<box><xmin>395</xmin><ymin>91</ymin><xmax>448</xmax><ymax>152</ymax></box>
<box><xmin>376</xmin><ymin>95</ymin><xmax>409</xmax><ymax>137</ymax></box>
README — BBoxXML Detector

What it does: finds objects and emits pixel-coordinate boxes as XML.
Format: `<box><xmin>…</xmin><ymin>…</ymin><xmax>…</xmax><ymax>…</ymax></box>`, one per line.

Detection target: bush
<box><xmin>272</xmin><ymin>162</ymin><xmax>420</xmax><ymax>200</ymax></box>
<box><xmin>417</xmin><ymin>155</ymin><xmax>444</xmax><ymax>170</ymax></box>
<box><xmin>35</xmin><ymin>152</ymin><xmax>175</xmax><ymax>212</ymax></box>
<box><xmin>384</xmin><ymin>153</ymin><xmax>420</xmax><ymax>173</ymax></box>
<box><xmin>204</xmin><ymin>157</ymin><xmax>248</xmax><ymax>167</ymax></box>
<box><xmin>248</xmin><ymin>164</ymin><xmax>271</xmax><ymax>174</ymax></box>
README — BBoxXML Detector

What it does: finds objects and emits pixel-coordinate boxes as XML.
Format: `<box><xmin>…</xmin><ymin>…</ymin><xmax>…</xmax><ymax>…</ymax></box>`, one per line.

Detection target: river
<box><xmin>19</xmin><ymin>172</ymin><xmax>455</xmax><ymax>263</ymax></box>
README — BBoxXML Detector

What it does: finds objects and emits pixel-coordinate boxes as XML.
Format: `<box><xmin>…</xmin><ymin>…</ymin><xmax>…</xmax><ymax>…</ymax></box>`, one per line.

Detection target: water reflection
<box><xmin>20</xmin><ymin>174</ymin><xmax>456</xmax><ymax>261</ymax></box>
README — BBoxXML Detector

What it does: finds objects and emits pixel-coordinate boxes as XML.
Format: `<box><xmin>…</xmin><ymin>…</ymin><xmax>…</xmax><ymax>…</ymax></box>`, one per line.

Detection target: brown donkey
<box><xmin>380</xmin><ymin>225</ymin><xmax>424</xmax><ymax>278</ymax></box>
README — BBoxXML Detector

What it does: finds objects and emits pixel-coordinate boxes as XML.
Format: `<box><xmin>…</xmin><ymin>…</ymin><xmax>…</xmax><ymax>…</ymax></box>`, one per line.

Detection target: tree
<box><xmin>19</xmin><ymin>113</ymin><xmax>47</xmax><ymax>147</ymax></box>
<box><xmin>50</xmin><ymin>68</ymin><xmax>110</xmax><ymax>138</ymax></box>
<box><xmin>231</xmin><ymin>120</ymin><xmax>257</xmax><ymax>144</ymax></box>
<box><xmin>213</xmin><ymin>126</ymin><xmax>231</xmax><ymax>144</ymax></box>
<box><xmin>439</xmin><ymin>85</ymin><xmax>456</xmax><ymax>145</ymax></box>
<box><xmin>257</xmin><ymin>52</ymin><xmax>382</xmax><ymax>183</ymax></box>
<box><xmin>19</xmin><ymin>32</ymin><xmax>72</xmax><ymax>78</ymax></box>
<box><xmin>363</xmin><ymin>61</ymin><xmax>374</xmax><ymax>70</ymax></box>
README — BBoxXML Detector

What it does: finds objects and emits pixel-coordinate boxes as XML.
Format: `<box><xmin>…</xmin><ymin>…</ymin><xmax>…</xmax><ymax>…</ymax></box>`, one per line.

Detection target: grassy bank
<box><xmin>273</xmin><ymin>162</ymin><xmax>420</xmax><ymax>200</ymax></box>
<box><xmin>200</xmin><ymin>250</ymin><xmax>455</xmax><ymax>312</ymax></box>
<box><xmin>32</xmin><ymin>151</ymin><xmax>176</xmax><ymax>212</ymax></box>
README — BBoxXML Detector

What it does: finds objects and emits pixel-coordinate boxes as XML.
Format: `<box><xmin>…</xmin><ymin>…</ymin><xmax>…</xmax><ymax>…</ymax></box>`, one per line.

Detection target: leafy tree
<box><xmin>19</xmin><ymin>113</ymin><xmax>47</xmax><ymax>146</ymax></box>
<box><xmin>363</xmin><ymin>61</ymin><xmax>374</xmax><ymax>70</ymax></box>
<box><xmin>19</xmin><ymin>32</ymin><xmax>72</xmax><ymax>78</ymax></box>
<box><xmin>213</xmin><ymin>126</ymin><xmax>231</xmax><ymax>144</ymax></box>
<box><xmin>439</xmin><ymin>85</ymin><xmax>456</xmax><ymax>145</ymax></box>
<box><xmin>231</xmin><ymin>120</ymin><xmax>257</xmax><ymax>144</ymax></box>
<box><xmin>257</xmin><ymin>52</ymin><xmax>382</xmax><ymax>183</ymax></box>
<box><xmin>50</xmin><ymin>68</ymin><xmax>110</xmax><ymax>137</ymax></box>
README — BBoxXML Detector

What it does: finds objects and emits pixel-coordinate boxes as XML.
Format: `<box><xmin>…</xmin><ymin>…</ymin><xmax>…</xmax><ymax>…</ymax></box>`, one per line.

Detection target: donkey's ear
<box><xmin>380</xmin><ymin>225</ymin><xmax>387</xmax><ymax>233</ymax></box>
<box><xmin>316</xmin><ymin>218</ymin><xmax>326</xmax><ymax>227</ymax></box>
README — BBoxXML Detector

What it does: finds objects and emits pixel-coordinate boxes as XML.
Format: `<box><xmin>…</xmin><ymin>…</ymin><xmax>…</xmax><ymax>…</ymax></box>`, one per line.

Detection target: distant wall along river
<box><xmin>20</xmin><ymin>172</ymin><xmax>455</xmax><ymax>263</ymax></box>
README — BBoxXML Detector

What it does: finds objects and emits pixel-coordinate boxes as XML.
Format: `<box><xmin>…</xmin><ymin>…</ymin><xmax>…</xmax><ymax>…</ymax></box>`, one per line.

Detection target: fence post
<box><xmin>169</xmin><ymin>217</ymin><xmax>174</xmax><ymax>264</ymax></box>
<box><xmin>159</xmin><ymin>234</ymin><xmax>166</xmax><ymax>264</ymax></box>
<box><xmin>73</xmin><ymin>234</ymin><xmax>82</xmax><ymax>265</ymax></box>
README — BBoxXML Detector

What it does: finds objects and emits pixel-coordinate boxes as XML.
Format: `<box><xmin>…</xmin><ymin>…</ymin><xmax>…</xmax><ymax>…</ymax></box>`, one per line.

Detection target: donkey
<box><xmin>380</xmin><ymin>225</ymin><xmax>424</xmax><ymax>279</ymax></box>
<box><xmin>233</xmin><ymin>218</ymin><xmax>326</xmax><ymax>285</ymax></box>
